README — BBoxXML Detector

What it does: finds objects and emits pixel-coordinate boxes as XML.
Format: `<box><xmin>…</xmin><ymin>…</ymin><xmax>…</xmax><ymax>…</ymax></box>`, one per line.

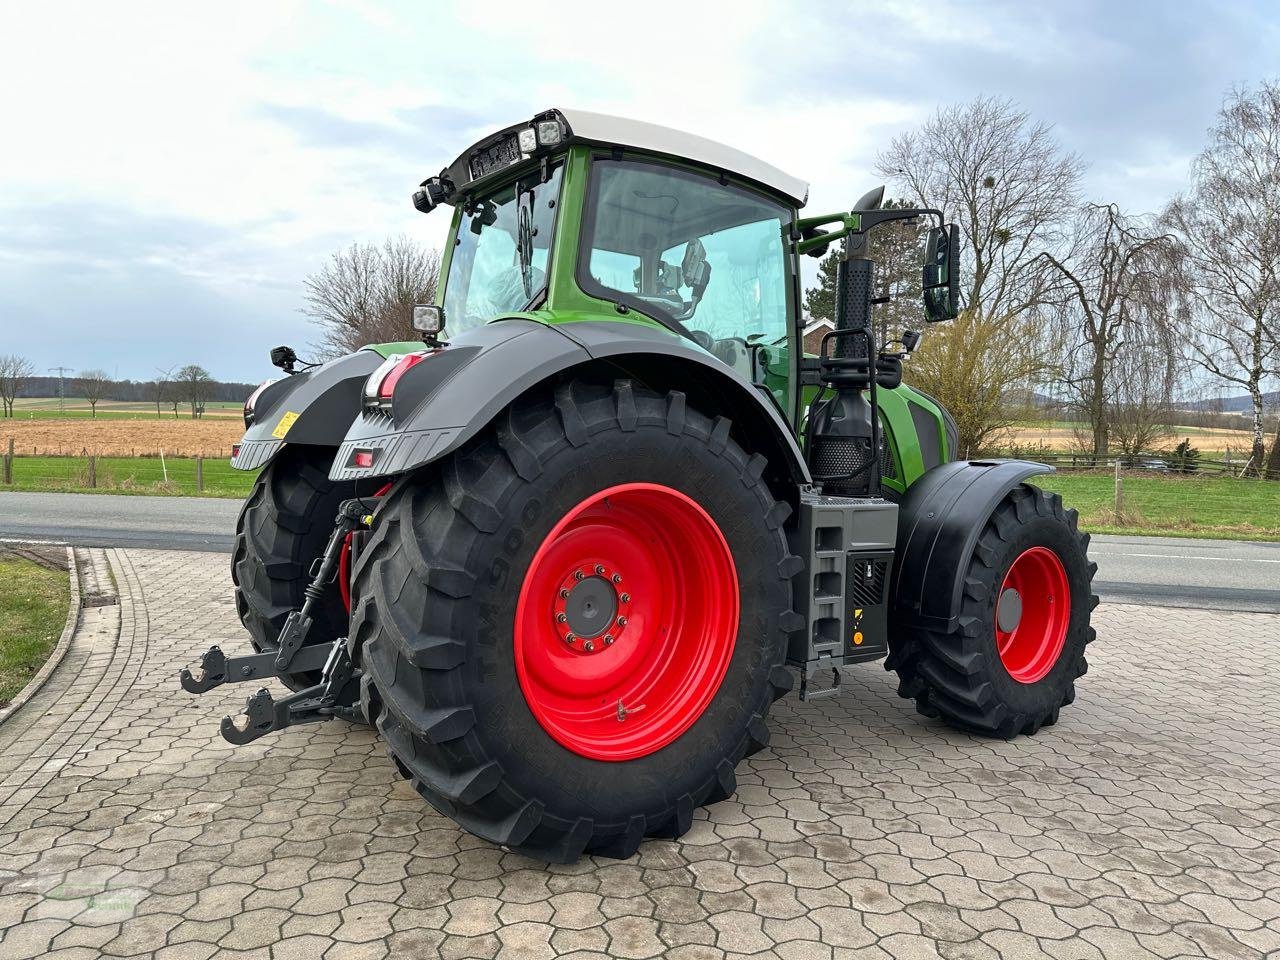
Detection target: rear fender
<box><xmin>231</xmin><ymin>350</ymin><xmax>385</xmax><ymax>470</ymax></box>
<box><xmin>891</xmin><ymin>460</ymin><xmax>1053</xmax><ymax>631</ymax></box>
<box><xmin>329</xmin><ymin>318</ymin><xmax>811</xmax><ymax>485</ymax></box>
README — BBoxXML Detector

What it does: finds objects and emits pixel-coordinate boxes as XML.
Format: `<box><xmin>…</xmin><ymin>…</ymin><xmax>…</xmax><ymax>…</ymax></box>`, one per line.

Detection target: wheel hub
<box><xmin>554</xmin><ymin>567</ymin><xmax>627</xmax><ymax>650</ymax></box>
<box><xmin>996</xmin><ymin>587</ymin><xmax>1023</xmax><ymax>633</ymax></box>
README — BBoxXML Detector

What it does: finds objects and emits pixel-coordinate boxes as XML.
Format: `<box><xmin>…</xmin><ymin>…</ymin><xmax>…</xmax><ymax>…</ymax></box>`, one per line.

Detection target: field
<box><xmin>0</xmin><ymin>416</ymin><xmax>243</xmax><ymax>457</ymax></box>
<box><xmin>10</xmin><ymin>397</ymin><xmax>243</xmax><ymax>419</ymax></box>
<box><xmin>1034</xmin><ymin>472</ymin><xmax>1280</xmax><ymax>541</ymax></box>
<box><xmin>3</xmin><ymin>455</ymin><xmax>252</xmax><ymax>497</ymax></box>
<box><xmin>1005</xmin><ymin>419</ymin><xmax>1257</xmax><ymax>455</ymax></box>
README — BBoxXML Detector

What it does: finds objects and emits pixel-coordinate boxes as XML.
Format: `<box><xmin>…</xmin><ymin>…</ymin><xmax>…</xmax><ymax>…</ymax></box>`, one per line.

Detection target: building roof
<box><xmin>557</xmin><ymin>109</ymin><xmax>809</xmax><ymax>207</ymax></box>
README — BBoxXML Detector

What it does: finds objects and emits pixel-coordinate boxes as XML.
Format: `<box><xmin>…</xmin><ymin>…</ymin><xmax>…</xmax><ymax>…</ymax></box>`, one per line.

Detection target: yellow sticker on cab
<box><xmin>272</xmin><ymin>411</ymin><xmax>300</xmax><ymax>439</ymax></box>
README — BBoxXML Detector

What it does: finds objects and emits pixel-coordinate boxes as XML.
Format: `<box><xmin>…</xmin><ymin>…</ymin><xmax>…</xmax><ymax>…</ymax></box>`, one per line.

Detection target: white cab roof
<box><xmin>559</xmin><ymin>108</ymin><xmax>809</xmax><ymax>207</ymax></box>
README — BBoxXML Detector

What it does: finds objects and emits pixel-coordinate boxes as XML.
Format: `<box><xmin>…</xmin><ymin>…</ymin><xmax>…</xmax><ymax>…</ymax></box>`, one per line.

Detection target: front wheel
<box><xmin>350</xmin><ymin>380</ymin><xmax>797</xmax><ymax>861</ymax></box>
<box><xmin>886</xmin><ymin>484</ymin><xmax>1096</xmax><ymax>737</ymax></box>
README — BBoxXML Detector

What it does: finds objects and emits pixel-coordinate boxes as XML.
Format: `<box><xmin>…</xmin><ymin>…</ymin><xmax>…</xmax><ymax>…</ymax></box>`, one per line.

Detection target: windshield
<box><xmin>442</xmin><ymin>163</ymin><xmax>563</xmax><ymax>332</ymax></box>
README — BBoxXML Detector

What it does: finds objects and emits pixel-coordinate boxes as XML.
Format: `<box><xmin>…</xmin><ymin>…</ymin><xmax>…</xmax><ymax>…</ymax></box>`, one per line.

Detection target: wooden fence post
<box><xmin>87</xmin><ymin>456</ymin><xmax>97</xmax><ymax>489</ymax></box>
<box><xmin>196</xmin><ymin>456</ymin><xmax>204</xmax><ymax>493</ymax></box>
<box><xmin>3</xmin><ymin>438</ymin><xmax>12</xmax><ymax>484</ymax></box>
<box><xmin>1113</xmin><ymin>458</ymin><xmax>1124</xmax><ymax>524</ymax></box>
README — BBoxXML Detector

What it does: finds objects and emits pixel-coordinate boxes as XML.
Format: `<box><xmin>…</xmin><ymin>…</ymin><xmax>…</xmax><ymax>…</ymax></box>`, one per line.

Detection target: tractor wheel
<box><xmin>886</xmin><ymin>484</ymin><xmax>1096</xmax><ymax>738</ymax></box>
<box><xmin>350</xmin><ymin>380</ymin><xmax>797</xmax><ymax>862</ymax></box>
<box><xmin>232</xmin><ymin>445</ymin><xmax>357</xmax><ymax>690</ymax></box>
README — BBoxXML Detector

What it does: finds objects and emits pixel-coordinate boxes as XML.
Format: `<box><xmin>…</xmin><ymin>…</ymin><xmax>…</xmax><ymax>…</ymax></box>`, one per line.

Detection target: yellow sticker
<box><xmin>272</xmin><ymin>411</ymin><xmax>300</xmax><ymax>439</ymax></box>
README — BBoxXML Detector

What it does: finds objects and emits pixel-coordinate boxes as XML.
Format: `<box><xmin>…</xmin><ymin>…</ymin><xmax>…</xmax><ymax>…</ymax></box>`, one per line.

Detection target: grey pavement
<box><xmin>0</xmin><ymin>548</ymin><xmax>1278</xmax><ymax>959</ymax></box>
<box><xmin>2</xmin><ymin>491</ymin><xmax>1278</xmax><ymax>612</ymax></box>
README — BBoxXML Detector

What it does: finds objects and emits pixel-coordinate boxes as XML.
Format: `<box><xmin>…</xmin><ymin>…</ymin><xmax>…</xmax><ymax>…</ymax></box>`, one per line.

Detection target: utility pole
<box><xmin>49</xmin><ymin>366</ymin><xmax>73</xmax><ymax>416</ymax></box>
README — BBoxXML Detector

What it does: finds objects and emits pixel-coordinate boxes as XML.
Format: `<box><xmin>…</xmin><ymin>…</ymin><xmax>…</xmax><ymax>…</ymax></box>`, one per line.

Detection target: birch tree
<box><xmin>1164</xmin><ymin>81</ymin><xmax>1280</xmax><ymax>473</ymax></box>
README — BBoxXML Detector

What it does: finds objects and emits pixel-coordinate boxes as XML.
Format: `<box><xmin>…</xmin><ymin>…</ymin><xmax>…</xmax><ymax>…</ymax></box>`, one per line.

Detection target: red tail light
<box><xmin>364</xmin><ymin>350</ymin><xmax>440</xmax><ymax>408</ymax></box>
<box><xmin>378</xmin><ymin>353</ymin><xmax>429</xmax><ymax>399</ymax></box>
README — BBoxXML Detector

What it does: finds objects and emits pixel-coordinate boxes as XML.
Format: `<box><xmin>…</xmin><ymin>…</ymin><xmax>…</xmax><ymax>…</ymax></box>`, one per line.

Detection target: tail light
<box><xmin>243</xmin><ymin>379</ymin><xmax>277</xmax><ymax>426</ymax></box>
<box><xmin>364</xmin><ymin>351</ymin><xmax>438</xmax><ymax>410</ymax></box>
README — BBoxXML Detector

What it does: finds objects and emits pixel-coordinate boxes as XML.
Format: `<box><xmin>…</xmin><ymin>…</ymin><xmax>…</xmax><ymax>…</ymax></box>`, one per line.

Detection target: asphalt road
<box><xmin>2</xmin><ymin>490</ymin><xmax>1278</xmax><ymax>613</ymax></box>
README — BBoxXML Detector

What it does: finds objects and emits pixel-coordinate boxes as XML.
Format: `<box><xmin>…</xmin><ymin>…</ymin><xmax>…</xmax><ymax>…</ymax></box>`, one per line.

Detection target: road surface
<box><xmin>2</xmin><ymin>490</ymin><xmax>1278</xmax><ymax>613</ymax></box>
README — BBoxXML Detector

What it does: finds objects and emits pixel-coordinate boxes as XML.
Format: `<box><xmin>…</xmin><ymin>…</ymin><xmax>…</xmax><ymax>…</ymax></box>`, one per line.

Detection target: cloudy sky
<box><xmin>2</xmin><ymin>0</ymin><xmax>1277</xmax><ymax>382</ymax></box>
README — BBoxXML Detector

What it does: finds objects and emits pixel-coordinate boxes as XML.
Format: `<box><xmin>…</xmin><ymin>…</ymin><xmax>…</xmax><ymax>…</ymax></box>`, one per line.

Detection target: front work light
<box><xmin>536</xmin><ymin>120</ymin><xmax>562</xmax><ymax>146</ymax></box>
<box><xmin>517</xmin><ymin>127</ymin><xmax>538</xmax><ymax>154</ymax></box>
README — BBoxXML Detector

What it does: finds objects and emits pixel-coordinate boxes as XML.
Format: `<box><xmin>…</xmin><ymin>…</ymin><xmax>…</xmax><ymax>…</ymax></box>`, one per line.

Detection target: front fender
<box><xmin>231</xmin><ymin>350</ymin><xmax>384</xmax><ymax>470</ymax></box>
<box><xmin>891</xmin><ymin>459</ymin><xmax>1053</xmax><ymax>631</ymax></box>
<box><xmin>329</xmin><ymin>317</ymin><xmax>811</xmax><ymax>485</ymax></box>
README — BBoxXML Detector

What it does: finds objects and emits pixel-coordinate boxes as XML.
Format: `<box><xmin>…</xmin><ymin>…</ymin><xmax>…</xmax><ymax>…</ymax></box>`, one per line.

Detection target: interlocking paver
<box><xmin>0</xmin><ymin>547</ymin><xmax>1277</xmax><ymax>958</ymax></box>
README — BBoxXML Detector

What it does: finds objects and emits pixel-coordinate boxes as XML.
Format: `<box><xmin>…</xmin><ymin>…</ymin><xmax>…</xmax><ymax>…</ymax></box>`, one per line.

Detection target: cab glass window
<box><xmin>579</xmin><ymin>159</ymin><xmax>793</xmax><ymax>396</ymax></box>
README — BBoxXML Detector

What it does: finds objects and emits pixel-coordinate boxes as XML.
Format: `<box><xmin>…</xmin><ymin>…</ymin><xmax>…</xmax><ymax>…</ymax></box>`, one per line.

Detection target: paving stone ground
<box><xmin>0</xmin><ymin>548</ymin><xmax>1278</xmax><ymax>960</ymax></box>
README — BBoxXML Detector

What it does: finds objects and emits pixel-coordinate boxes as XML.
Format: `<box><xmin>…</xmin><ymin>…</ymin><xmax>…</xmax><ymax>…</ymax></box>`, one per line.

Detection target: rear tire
<box><xmin>232</xmin><ymin>445</ymin><xmax>356</xmax><ymax>690</ymax></box>
<box><xmin>350</xmin><ymin>380</ymin><xmax>798</xmax><ymax>861</ymax></box>
<box><xmin>886</xmin><ymin>484</ymin><xmax>1097</xmax><ymax>737</ymax></box>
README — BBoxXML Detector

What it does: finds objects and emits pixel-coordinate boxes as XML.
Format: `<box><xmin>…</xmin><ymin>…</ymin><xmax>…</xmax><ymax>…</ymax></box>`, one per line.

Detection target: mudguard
<box><xmin>891</xmin><ymin>459</ymin><xmax>1053</xmax><ymax>631</ymax></box>
<box><xmin>329</xmin><ymin>318</ymin><xmax>811</xmax><ymax>484</ymax></box>
<box><xmin>230</xmin><ymin>350</ymin><xmax>385</xmax><ymax>470</ymax></box>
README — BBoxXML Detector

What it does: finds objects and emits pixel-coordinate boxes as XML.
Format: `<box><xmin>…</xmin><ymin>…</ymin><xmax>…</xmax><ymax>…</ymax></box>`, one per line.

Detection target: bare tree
<box><xmin>1040</xmin><ymin>203</ymin><xmax>1174</xmax><ymax>455</ymax></box>
<box><xmin>1108</xmin><ymin>321</ymin><xmax>1178</xmax><ymax>456</ymax></box>
<box><xmin>174</xmin><ymin>364</ymin><xmax>213</xmax><ymax>419</ymax></box>
<box><xmin>876</xmin><ymin>96</ymin><xmax>1084</xmax><ymax>320</ymax></box>
<box><xmin>0</xmin><ymin>353</ymin><xmax>36</xmax><ymax>417</ymax></box>
<box><xmin>905</xmin><ymin>310</ymin><xmax>1052</xmax><ymax>455</ymax></box>
<box><xmin>1164</xmin><ymin>81</ymin><xmax>1280</xmax><ymax>473</ymax></box>
<box><xmin>152</xmin><ymin>366</ymin><xmax>175</xmax><ymax>419</ymax></box>
<box><xmin>304</xmin><ymin>236</ymin><xmax>442</xmax><ymax>355</ymax></box>
<box><xmin>77</xmin><ymin>369</ymin><xmax>112</xmax><ymax>418</ymax></box>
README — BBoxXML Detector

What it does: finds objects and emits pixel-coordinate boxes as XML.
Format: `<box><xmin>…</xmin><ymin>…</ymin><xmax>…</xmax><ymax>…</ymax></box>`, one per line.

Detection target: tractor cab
<box><xmin>415</xmin><ymin>109</ymin><xmax>807</xmax><ymax>408</ymax></box>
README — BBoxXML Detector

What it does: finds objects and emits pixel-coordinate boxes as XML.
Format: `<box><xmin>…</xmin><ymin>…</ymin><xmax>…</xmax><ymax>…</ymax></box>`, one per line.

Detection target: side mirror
<box><xmin>922</xmin><ymin>224</ymin><xmax>960</xmax><ymax>322</ymax></box>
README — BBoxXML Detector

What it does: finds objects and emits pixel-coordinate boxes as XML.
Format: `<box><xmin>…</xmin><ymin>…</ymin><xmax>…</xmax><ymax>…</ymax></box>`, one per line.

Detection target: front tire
<box><xmin>886</xmin><ymin>484</ymin><xmax>1096</xmax><ymax>737</ymax></box>
<box><xmin>350</xmin><ymin>380</ymin><xmax>798</xmax><ymax>861</ymax></box>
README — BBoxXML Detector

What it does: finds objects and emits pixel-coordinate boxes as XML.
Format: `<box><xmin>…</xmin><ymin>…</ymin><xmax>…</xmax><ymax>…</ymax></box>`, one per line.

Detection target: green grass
<box><xmin>2</xmin><ymin>455</ymin><xmax>257</xmax><ymax>498</ymax></box>
<box><xmin>1033</xmin><ymin>472</ymin><xmax>1280</xmax><ymax>541</ymax></box>
<box><xmin>9</xmin><ymin>398</ymin><xmax>242</xmax><ymax>420</ymax></box>
<box><xmin>0</xmin><ymin>556</ymin><xmax>70</xmax><ymax>707</ymax></box>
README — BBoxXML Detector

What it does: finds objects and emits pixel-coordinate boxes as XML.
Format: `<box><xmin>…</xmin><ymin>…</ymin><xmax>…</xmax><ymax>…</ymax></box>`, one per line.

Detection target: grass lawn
<box><xmin>0</xmin><ymin>556</ymin><xmax>71</xmax><ymax>708</ymax></box>
<box><xmin>1034</xmin><ymin>472</ymin><xmax>1280</xmax><ymax>541</ymax></box>
<box><xmin>3</xmin><ymin>454</ymin><xmax>1276</xmax><ymax>541</ymax></box>
<box><xmin>4</xmin><ymin>455</ymin><xmax>257</xmax><ymax>498</ymax></box>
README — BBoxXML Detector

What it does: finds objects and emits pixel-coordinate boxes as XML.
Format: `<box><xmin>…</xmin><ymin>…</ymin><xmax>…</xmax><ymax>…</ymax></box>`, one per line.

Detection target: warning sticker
<box><xmin>271</xmin><ymin>411</ymin><xmax>300</xmax><ymax>439</ymax></box>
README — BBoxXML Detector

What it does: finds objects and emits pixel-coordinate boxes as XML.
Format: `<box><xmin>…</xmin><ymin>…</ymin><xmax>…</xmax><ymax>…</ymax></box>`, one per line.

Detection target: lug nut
<box><xmin>584</xmin><ymin>640</ymin><xmax>595</xmax><ymax>652</ymax></box>
<box><xmin>574</xmin><ymin>571</ymin><xmax>585</xmax><ymax>581</ymax></box>
<box><xmin>556</xmin><ymin>613</ymin><xmax>567</xmax><ymax>623</ymax></box>
<box><xmin>612</xmin><ymin>574</ymin><xmax>622</xmax><ymax>583</ymax></box>
<box><xmin>604</xmin><ymin>634</ymin><xmax>614</xmax><ymax>645</ymax></box>
<box><xmin>565</xmin><ymin>633</ymin><xmax>575</xmax><ymax>644</ymax></box>
<box><xmin>559</xmin><ymin>589</ymin><xmax>570</xmax><ymax>599</ymax></box>
<box><xmin>617</xmin><ymin>616</ymin><xmax>628</xmax><ymax>626</ymax></box>
<box><xmin>595</xmin><ymin>564</ymin><xmax>605</xmax><ymax>575</ymax></box>
<box><xmin>620</xmin><ymin>593</ymin><xmax>631</xmax><ymax>603</ymax></box>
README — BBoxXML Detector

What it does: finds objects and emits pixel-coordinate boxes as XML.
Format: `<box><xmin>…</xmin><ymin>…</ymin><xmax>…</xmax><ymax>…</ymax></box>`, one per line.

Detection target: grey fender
<box><xmin>230</xmin><ymin>350</ymin><xmax>385</xmax><ymax>470</ymax></box>
<box><xmin>891</xmin><ymin>459</ymin><xmax>1053</xmax><ymax>632</ymax></box>
<box><xmin>329</xmin><ymin>318</ymin><xmax>811</xmax><ymax>485</ymax></box>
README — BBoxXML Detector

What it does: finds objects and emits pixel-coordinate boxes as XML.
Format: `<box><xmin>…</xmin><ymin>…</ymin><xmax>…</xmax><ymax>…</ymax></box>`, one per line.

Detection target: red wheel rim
<box><xmin>995</xmin><ymin>546</ymin><xmax>1070</xmax><ymax>684</ymax></box>
<box><xmin>514</xmin><ymin>483</ymin><xmax>739</xmax><ymax>761</ymax></box>
<box><xmin>339</xmin><ymin>482</ymin><xmax>393</xmax><ymax>611</ymax></box>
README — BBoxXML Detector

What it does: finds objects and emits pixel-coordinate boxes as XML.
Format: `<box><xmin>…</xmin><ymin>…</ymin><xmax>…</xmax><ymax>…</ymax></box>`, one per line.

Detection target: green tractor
<box><xmin>184</xmin><ymin>109</ymin><xmax>1096</xmax><ymax>862</ymax></box>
